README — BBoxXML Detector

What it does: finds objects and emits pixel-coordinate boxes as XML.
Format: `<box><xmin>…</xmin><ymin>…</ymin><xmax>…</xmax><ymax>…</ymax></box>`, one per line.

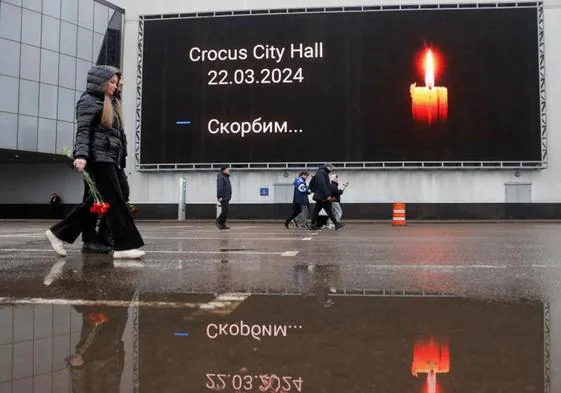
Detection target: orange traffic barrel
<box><xmin>392</xmin><ymin>202</ymin><xmax>407</xmax><ymax>226</ymax></box>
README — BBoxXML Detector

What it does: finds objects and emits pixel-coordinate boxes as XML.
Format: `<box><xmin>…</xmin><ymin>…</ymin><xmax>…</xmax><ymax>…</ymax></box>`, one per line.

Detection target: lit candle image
<box><xmin>412</xmin><ymin>337</ymin><xmax>450</xmax><ymax>393</ymax></box>
<box><xmin>410</xmin><ymin>49</ymin><xmax>448</xmax><ymax>125</ymax></box>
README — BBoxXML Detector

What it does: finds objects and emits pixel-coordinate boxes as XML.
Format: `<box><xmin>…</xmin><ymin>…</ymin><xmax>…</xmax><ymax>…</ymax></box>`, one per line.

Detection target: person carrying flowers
<box><xmin>81</xmin><ymin>72</ymin><xmax>139</xmax><ymax>254</ymax></box>
<box><xmin>45</xmin><ymin>65</ymin><xmax>145</xmax><ymax>260</ymax></box>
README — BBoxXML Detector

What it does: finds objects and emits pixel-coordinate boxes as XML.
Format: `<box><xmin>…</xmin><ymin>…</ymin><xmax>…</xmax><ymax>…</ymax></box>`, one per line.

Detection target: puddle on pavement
<box><xmin>0</xmin><ymin>295</ymin><xmax>548</xmax><ymax>392</ymax></box>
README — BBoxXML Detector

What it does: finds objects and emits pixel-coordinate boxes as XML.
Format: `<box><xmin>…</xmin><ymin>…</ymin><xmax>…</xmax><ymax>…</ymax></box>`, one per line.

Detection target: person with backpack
<box><xmin>284</xmin><ymin>171</ymin><xmax>311</xmax><ymax>229</ymax></box>
<box><xmin>309</xmin><ymin>163</ymin><xmax>345</xmax><ymax>230</ymax></box>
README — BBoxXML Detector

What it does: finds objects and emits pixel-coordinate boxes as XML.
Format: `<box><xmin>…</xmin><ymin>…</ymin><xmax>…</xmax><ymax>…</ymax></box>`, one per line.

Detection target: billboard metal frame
<box><xmin>135</xmin><ymin>2</ymin><xmax>546</xmax><ymax>172</ymax></box>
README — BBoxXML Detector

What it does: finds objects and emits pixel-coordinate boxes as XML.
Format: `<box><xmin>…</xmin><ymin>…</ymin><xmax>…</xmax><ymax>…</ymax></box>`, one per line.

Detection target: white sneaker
<box><xmin>113</xmin><ymin>249</ymin><xmax>146</xmax><ymax>259</ymax></box>
<box><xmin>45</xmin><ymin>230</ymin><xmax>67</xmax><ymax>257</ymax></box>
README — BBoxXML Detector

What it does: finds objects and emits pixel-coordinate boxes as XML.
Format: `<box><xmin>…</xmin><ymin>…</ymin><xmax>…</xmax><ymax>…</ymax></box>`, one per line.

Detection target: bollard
<box><xmin>178</xmin><ymin>177</ymin><xmax>186</xmax><ymax>220</ymax></box>
<box><xmin>392</xmin><ymin>202</ymin><xmax>407</xmax><ymax>226</ymax></box>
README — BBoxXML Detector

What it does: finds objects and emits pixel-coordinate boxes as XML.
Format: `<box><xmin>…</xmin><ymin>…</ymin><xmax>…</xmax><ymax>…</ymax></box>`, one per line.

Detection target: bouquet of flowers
<box><xmin>87</xmin><ymin>312</ymin><xmax>109</xmax><ymax>326</ymax></box>
<box><xmin>62</xmin><ymin>147</ymin><xmax>110</xmax><ymax>216</ymax></box>
<box><xmin>127</xmin><ymin>203</ymin><xmax>140</xmax><ymax>215</ymax></box>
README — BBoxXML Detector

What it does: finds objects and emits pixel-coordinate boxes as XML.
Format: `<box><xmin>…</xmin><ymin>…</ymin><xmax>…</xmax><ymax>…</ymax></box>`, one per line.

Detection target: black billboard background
<box><xmin>140</xmin><ymin>7</ymin><xmax>541</xmax><ymax>165</ymax></box>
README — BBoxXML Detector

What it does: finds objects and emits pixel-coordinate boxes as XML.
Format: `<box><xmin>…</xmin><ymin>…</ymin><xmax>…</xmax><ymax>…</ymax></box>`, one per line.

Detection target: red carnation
<box><xmin>87</xmin><ymin>312</ymin><xmax>109</xmax><ymax>325</ymax></box>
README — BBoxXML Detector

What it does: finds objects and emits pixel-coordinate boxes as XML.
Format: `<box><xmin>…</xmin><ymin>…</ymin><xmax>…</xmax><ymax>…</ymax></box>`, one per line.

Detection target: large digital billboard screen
<box><xmin>139</xmin><ymin>5</ymin><xmax>542</xmax><ymax>166</ymax></box>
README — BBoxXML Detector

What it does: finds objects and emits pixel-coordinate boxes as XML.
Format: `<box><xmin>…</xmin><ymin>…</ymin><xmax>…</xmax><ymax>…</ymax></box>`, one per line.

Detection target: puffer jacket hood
<box><xmin>73</xmin><ymin>65</ymin><xmax>124</xmax><ymax>165</ymax></box>
<box><xmin>86</xmin><ymin>65</ymin><xmax>121</xmax><ymax>97</ymax></box>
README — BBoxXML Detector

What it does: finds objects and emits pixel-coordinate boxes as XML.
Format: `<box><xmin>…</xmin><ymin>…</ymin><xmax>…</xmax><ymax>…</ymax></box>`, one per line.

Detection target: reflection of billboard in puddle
<box><xmin>412</xmin><ymin>338</ymin><xmax>450</xmax><ymax>393</ymax></box>
<box><xmin>0</xmin><ymin>296</ymin><xmax>548</xmax><ymax>392</ymax></box>
<box><xmin>138</xmin><ymin>296</ymin><xmax>547</xmax><ymax>392</ymax></box>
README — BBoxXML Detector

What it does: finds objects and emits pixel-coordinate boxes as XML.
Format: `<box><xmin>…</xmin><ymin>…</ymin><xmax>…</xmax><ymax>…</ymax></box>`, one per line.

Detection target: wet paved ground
<box><xmin>0</xmin><ymin>221</ymin><xmax>559</xmax><ymax>392</ymax></box>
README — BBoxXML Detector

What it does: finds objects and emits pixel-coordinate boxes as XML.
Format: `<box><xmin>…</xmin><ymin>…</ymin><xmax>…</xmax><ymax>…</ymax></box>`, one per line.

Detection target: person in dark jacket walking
<box><xmin>284</xmin><ymin>171</ymin><xmax>311</xmax><ymax>228</ymax></box>
<box><xmin>310</xmin><ymin>164</ymin><xmax>345</xmax><ymax>230</ymax></box>
<box><xmin>216</xmin><ymin>167</ymin><xmax>232</xmax><ymax>230</ymax></box>
<box><xmin>45</xmin><ymin>65</ymin><xmax>145</xmax><ymax>259</ymax></box>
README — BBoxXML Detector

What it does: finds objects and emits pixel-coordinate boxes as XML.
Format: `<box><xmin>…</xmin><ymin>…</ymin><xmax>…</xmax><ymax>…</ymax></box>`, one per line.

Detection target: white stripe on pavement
<box><xmin>0</xmin><ymin>249</ymin><xmax>300</xmax><ymax>257</ymax></box>
<box><xmin>0</xmin><ymin>298</ymin><xmax>201</xmax><ymax>308</ymax></box>
<box><xmin>0</xmin><ymin>293</ymin><xmax>251</xmax><ymax>311</ymax></box>
<box><xmin>367</xmin><ymin>264</ymin><xmax>508</xmax><ymax>269</ymax></box>
<box><xmin>0</xmin><ymin>234</ymin><xmax>312</xmax><ymax>241</ymax></box>
<box><xmin>281</xmin><ymin>251</ymin><xmax>299</xmax><ymax>257</ymax></box>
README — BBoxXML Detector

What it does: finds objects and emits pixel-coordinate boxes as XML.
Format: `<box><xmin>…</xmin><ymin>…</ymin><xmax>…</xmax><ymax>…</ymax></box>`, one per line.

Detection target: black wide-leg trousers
<box><xmin>51</xmin><ymin>163</ymin><xmax>144</xmax><ymax>251</ymax></box>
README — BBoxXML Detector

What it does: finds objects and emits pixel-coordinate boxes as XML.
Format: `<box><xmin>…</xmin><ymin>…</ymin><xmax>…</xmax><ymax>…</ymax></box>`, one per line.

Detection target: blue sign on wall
<box><xmin>260</xmin><ymin>187</ymin><xmax>269</xmax><ymax>196</ymax></box>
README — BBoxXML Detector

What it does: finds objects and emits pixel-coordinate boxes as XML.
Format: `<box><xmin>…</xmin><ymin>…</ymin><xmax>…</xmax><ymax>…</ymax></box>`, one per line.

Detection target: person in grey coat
<box><xmin>216</xmin><ymin>166</ymin><xmax>232</xmax><ymax>230</ymax></box>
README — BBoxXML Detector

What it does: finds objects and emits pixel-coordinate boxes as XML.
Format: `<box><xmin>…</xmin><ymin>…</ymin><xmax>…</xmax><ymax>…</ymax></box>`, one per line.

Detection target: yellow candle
<box><xmin>410</xmin><ymin>49</ymin><xmax>448</xmax><ymax>124</ymax></box>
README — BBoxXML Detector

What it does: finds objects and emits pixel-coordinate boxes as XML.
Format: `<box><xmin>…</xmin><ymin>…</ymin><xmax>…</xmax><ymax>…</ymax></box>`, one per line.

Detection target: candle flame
<box><xmin>425</xmin><ymin>49</ymin><xmax>435</xmax><ymax>89</ymax></box>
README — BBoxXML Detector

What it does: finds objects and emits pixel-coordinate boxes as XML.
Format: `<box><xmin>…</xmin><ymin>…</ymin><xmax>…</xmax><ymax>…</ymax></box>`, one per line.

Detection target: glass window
<box><xmin>33</xmin><ymin>374</ymin><xmax>52</xmax><ymax>393</ymax></box>
<box><xmin>13</xmin><ymin>378</ymin><xmax>32</xmax><ymax>393</ymax></box>
<box><xmin>14</xmin><ymin>307</ymin><xmax>33</xmax><ymax>341</ymax></box>
<box><xmin>34</xmin><ymin>339</ymin><xmax>53</xmax><ymax>374</ymax></box>
<box><xmin>0</xmin><ymin>308</ymin><xmax>13</xmax><ymax>345</ymax></box>
<box><xmin>77</xmin><ymin>27</ymin><xmax>93</xmax><ymax>62</ymax></box>
<box><xmin>37</xmin><ymin>118</ymin><xmax>56</xmax><ymax>153</ymax></box>
<box><xmin>0</xmin><ymin>39</ymin><xmax>21</xmax><ymax>77</ymax></box>
<box><xmin>13</xmin><ymin>341</ymin><xmax>33</xmax><ymax>377</ymax></box>
<box><xmin>93</xmin><ymin>32</ymin><xmax>104</xmax><ymax>64</ymax></box>
<box><xmin>60</xmin><ymin>22</ymin><xmax>77</xmax><ymax>57</ymax></box>
<box><xmin>19</xmin><ymin>80</ymin><xmax>39</xmax><ymax>116</ymax></box>
<box><xmin>39</xmin><ymin>83</ymin><xmax>57</xmax><ymax>119</ymax></box>
<box><xmin>21</xmin><ymin>9</ymin><xmax>41</xmax><ymax>47</ymax></box>
<box><xmin>0</xmin><ymin>76</ymin><xmax>19</xmax><ymax>113</ymax></box>
<box><xmin>78</xmin><ymin>0</ymin><xmax>94</xmax><ymax>30</ymax></box>
<box><xmin>0</xmin><ymin>3</ymin><xmax>22</xmax><ymax>42</ymax></box>
<box><xmin>0</xmin><ymin>112</ymin><xmax>18</xmax><ymax>149</ymax></box>
<box><xmin>75</xmin><ymin>90</ymin><xmax>81</xmax><ymax>107</ymax></box>
<box><xmin>0</xmin><ymin>345</ymin><xmax>11</xmax><ymax>380</ymax></box>
<box><xmin>52</xmin><ymin>365</ymin><xmax>71</xmax><ymax>390</ymax></box>
<box><xmin>100</xmin><ymin>11</ymin><xmax>122</xmax><ymax>68</ymax></box>
<box><xmin>61</xmin><ymin>0</ymin><xmax>78</xmax><ymax>24</ymax></box>
<box><xmin>20</xmin><ymin>44</ymin><xmax>40</xmax><ymax>81</ymax></box>
<box><xmin>75</xmin><ymin>59</ymin><xmax>91</xmax><ymax>92</ymax></box>
<box><xmin>40</xmin><ymin>49</ymin><xmax>59</xmax><ymax>85</ymax></box>
<box><xmin>3</xmin><ymin>0</ymin><xmax>23</xmax><ymax>6</ymax></box>
<box><xmin>0</xmin><ymin>383</ymin><xmax>12</xmax><ymax>392</ymax></box>
<box><xmin>57</xmin><ymin>87</ymin><xmax>75</xmax><ymax>122</ymax></box>
<box><xmin>23</xmin><ymin>0</ymin><xmax>42</xmax><ymax>12</ymax></box>
<box><xmin>17</xmin><ymin>115</ymin><xmax>38</xmax><ymax>151</ymax></box>
<box><xmin>58</xmin><ymin>54</ymin><xmax>76</xmax><ymax>90</ymax></box>
<box><xmin>53</xmin><ymin>305</ymin><xmax>71</xmax><ymax>335</ymax></box>
<box><xmin>41</xmin><ymin>15</ymin><xmax>60</xmax><ymax>52</ymax></box>
<box><xmin>0</xmin><ymin>345</ymin><xmax>11</xmax><ymax>383</ymax></box>
<box><xmin>43</xmin><ymin>0</ymin><xmax>61</xmax><ymax>19</ymax></box>
<box><xmin>56</xmin><ymin>121</ymin><xmax>74</xmax><ymax>154</ymax></box>
<box><xmin>94</xmin><ymin>3</ymin><xmax>109</xmax><ymax>34</ymax></box>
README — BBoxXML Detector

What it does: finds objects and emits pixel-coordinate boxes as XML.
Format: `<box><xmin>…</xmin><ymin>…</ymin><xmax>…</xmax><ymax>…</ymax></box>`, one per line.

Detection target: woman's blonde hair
<box><xmin>100</xmin><ymin>78</ymin><xmax>124</xmax><ymax>129</ymax></box>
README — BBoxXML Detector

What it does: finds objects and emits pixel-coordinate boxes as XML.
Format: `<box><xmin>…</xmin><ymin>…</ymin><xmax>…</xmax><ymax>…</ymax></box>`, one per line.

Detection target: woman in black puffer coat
<box><xmin>45</xmin><ymin>65</ymin><xmax>145</xmax><ymax>260</ymax></box>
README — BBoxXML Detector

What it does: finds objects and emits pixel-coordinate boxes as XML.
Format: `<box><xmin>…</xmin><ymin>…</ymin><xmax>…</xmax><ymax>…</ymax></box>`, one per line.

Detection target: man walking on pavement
<box><xmin>216</xmin><ymin>166</ymin><xmax>232</xmax><ymax>230</ymax></box>
<box><xmin>310</xmin><ymin>163</ymin><xmax>345</xmax><ymax>230</ymax></box>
